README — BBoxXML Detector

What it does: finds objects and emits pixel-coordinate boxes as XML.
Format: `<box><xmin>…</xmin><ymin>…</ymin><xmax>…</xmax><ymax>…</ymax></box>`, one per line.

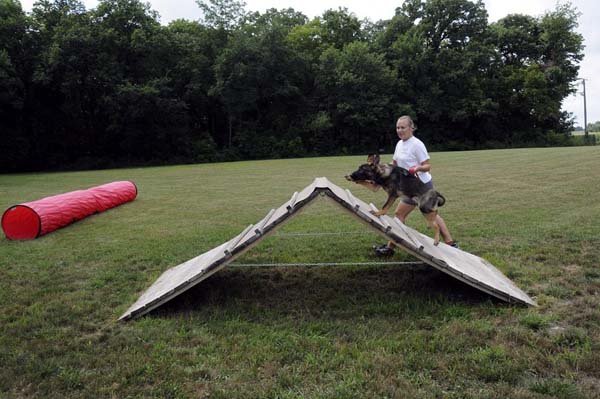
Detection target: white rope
<box><xmin>273</xmin><ymin>231</ymin><xmax>374</xmax><ymax>237</ymax></box>
<box><xmin>229</xmin><ymin>261</ymin><xmax>427</xmax><ymax>268</ymax></box>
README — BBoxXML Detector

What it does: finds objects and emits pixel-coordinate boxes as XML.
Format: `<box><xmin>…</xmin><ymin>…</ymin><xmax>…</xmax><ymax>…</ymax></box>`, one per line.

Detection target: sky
<box><xmin>19</xmin><ymin>0</ymin><xmax>598</xmax><ymax>127</ymax></box>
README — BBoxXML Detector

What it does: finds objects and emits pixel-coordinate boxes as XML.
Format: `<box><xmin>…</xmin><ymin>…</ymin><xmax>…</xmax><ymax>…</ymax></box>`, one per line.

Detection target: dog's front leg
<box><xmin>424</xmin><ymin>211</ymin><xmax>440</xmax><ymax>245</ymax></box>
<box><xmin>371</xmin><ymin>195</ymin><xmax>397</xmax><ymax>217</ymax></box>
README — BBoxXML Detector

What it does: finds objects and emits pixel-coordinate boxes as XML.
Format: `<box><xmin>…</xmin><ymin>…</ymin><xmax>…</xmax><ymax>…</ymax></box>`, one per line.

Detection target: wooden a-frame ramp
<box><xmin>120</xmin><ymin>177</ymin><xmax>536</xmax><ymax>321</ymax></box>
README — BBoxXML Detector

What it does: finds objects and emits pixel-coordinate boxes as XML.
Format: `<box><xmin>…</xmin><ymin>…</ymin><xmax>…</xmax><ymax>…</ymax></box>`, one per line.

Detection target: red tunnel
<box><xmin>2</xmin><ymin>181</ymin><xmax>137</xmax><ymax>240</ymax></box>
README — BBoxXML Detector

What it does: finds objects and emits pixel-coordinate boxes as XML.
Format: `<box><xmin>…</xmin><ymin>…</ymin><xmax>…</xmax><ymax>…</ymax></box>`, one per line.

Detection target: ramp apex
<box><xmin>313</xmin><ymin>177</ymin><xmax>331</xmax><ymax>189</ymax></box>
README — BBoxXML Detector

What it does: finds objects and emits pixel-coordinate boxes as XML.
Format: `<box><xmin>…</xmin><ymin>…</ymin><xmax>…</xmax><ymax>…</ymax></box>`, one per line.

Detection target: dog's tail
<box><xmin>436</xmin><ymin>192</ymin><xmax>446</xmax><ymax>207</ymax></box>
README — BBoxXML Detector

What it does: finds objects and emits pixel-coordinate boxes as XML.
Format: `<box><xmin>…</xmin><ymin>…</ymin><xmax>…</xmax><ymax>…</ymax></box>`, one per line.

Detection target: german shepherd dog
<box><xmin>345</xmin><ymin>154</ymin><xmax>446</xmax><ymax>245</ymax></box>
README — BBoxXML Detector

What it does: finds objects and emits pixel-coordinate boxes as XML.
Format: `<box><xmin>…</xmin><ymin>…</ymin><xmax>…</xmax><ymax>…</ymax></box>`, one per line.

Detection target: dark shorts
<box><xmin>401</xmin><ymin>180</ymin><xmax>434</xmax><ymax>206</ymax></box>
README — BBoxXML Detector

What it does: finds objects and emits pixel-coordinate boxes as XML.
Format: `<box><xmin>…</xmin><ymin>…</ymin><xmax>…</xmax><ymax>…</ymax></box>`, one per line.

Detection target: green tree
<box><xmin>492</xmin><ymin>14</ymin><xmax>541</xmax><ymax>66</ymax></box>
<box><xmin>319</xmin><ymin>7</ymin><xmax>362</xmax><ymax>49</ymax></box>
<box><xmin>166</xmin><ymin>19</ymin><xmax>219</xmax><ymax>161</ymax></box>
<box><xmin>196</xmin><ymin>0</ymin><xmax>247</xmax><ymax>31</ymax></box>
<box><xmin>315</xmin><ymin>42</ymin><xmax>395</xmax><ymax>154</ymax></box>
<box><xmin>0</xmin><ymin>0</ymin><xmax>29</xmax><ymax>171</ymax></box>
<box><xmin>88</xmin><ymin>0</ymin><xmax>197</xmax><ymax>163</ymax></box>
<box><xmin>381</xmin><ymin>0</ymin><xmax>495</xmax><ymax>147</ymax></box>
<box><xmin>212</xmin><ymin>8</ymin><xmax>310</xmax><ymax>158</ymax></box>
<box><xmin>103</xmin><ymin>80</ymin><xmax>192</xmax><ymax>163</ymax></box>
<box><xmin>489</xmin><ymin>3</ymin><xmax>583</xmax><ymax>145</ymax></box>
<box><xmin>0</xmin><ymin>0</ymin><xmax>588</xmax><ymax>172</ymax></box>
<box><xmin>22</xmin><ymin>0</ymin><xmax>91</xmax><ymax>168</ymax></box>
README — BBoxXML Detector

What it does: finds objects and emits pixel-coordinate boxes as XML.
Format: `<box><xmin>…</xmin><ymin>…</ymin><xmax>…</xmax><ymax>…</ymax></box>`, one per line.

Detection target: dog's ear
<box><xmin>367</xmin><ymin>154</ymin><xmax>380</xmax><ymax>165</ymax></box>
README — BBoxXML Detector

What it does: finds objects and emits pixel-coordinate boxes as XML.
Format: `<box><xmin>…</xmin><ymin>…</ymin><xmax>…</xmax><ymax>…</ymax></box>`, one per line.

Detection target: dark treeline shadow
<box><xmin>0</xmin><ymin>0</ymin><xmax>587</xmax><ymax>173</ymax></box>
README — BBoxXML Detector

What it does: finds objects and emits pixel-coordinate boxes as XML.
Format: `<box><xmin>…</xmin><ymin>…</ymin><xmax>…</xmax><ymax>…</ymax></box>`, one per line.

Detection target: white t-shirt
<box><xmin>393</xmin><ymin>136</ymin><xmax>432</xmax><ymax>183</ymax></box>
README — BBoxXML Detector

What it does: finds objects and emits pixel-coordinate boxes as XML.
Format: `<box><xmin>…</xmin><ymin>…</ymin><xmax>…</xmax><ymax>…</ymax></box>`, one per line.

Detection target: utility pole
<box><xmin>582</xmin><ymin>78</ymin><xmax>588</xmax><ymax>140</ymax></box>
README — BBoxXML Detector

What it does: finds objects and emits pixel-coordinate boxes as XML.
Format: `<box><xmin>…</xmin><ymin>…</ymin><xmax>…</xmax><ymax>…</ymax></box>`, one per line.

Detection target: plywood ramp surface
<box><xmin>120</xmin><ymin>177</ymin><xmax>535</xmax><ymax>321</ymax></box>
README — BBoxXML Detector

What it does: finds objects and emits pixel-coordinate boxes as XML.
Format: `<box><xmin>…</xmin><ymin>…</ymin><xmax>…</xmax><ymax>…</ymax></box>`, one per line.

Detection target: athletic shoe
<box><xmin>372</xmin><ymin>243</ymin><xmax>388</xmax><ymax>251</ymax></box>
<box><xmin>374</xmin><ymin>246</ymin><xmax>394</xmax><ymax>257</ymax></box>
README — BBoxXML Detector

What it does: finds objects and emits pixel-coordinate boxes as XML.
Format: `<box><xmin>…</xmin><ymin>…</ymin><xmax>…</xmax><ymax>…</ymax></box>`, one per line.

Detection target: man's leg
<box><xmin>395</xmin><ymin>201</ymin><xmax>416</xmax><ymax>223</ymax></box>
<box><xmin>374</xmin><ymin>201</ymin><xmax>417</xmax><ymax>256</ymax></box>
<box><xmin>389</xmin><ymin>202</ymin><xmax>415</xmax><ymax>247</ymax></box>
<box><xmin>435</xmin><ymin>214</ymin><xmax>453</xmax><ymax>243</ymax></box>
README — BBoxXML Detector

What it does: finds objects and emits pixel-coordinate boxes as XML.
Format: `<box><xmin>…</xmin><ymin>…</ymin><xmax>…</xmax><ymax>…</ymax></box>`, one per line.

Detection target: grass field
<box><xmin>1</xmin><ymin>147</ymin><xmax>599</xmax><ymax>398</ymax></box>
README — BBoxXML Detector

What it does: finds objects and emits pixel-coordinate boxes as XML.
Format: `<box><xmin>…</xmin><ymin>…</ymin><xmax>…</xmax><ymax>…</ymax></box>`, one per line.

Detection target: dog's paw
<box><xmin>433</xmin><ymin>240</ymin><xmax>439</xmax><ymax>246</ymax></box>
<box><xmin>370</xmin><ymin>210</ymin><xmax>385</xmax><ymax>217</ymax></box>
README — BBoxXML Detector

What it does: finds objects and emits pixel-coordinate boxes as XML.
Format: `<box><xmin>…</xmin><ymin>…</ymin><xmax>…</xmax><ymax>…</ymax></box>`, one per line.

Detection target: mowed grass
<box><xmin>1</xmin><ymin>147</ymin><xmax>599</xmax><ymax>398</ymax></box>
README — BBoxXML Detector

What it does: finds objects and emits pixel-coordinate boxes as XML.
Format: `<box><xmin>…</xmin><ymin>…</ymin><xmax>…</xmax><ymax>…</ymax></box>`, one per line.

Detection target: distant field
<box><xmin>1</xmin><ymin>147</ymin><xmax>599</xmax><ymax>398</ymax></box>
<box><xmin>571</xmin><ymin>130</ymin><xmax>600</xmax><ymax>137</ymax></box>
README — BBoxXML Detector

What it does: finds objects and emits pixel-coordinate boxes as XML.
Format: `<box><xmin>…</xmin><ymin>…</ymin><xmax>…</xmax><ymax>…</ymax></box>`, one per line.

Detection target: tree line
<box><xmin>581</xmin><ymin>121</ymin><xmax>600</xmax><ymax>132</ymax></box>
<box><xmin>0</xmin><ymin>0</ymin><xmax>585</xmax><ymax>172</ymax></box>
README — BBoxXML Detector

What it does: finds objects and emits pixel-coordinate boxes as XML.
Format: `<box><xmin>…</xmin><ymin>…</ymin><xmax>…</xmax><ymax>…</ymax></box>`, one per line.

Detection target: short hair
<box><xmin>397</xmin><ymin>115</ymin><xmax>416</xmax><ymax>130</ymax></box>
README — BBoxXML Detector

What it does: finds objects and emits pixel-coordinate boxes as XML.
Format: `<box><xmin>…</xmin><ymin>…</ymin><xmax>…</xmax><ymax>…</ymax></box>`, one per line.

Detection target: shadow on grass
<box><xmin>151</xmin><ymin>265</ymin><xmax>505</xmax><ymax>320</ymax></box>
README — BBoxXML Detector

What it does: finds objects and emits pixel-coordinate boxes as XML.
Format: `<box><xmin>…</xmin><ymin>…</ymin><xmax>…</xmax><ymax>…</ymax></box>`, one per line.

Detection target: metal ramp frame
<box><xmin>120</xmin><ymin>177</ymin><xmax>536</xmax><ymax>321</ymax></box>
